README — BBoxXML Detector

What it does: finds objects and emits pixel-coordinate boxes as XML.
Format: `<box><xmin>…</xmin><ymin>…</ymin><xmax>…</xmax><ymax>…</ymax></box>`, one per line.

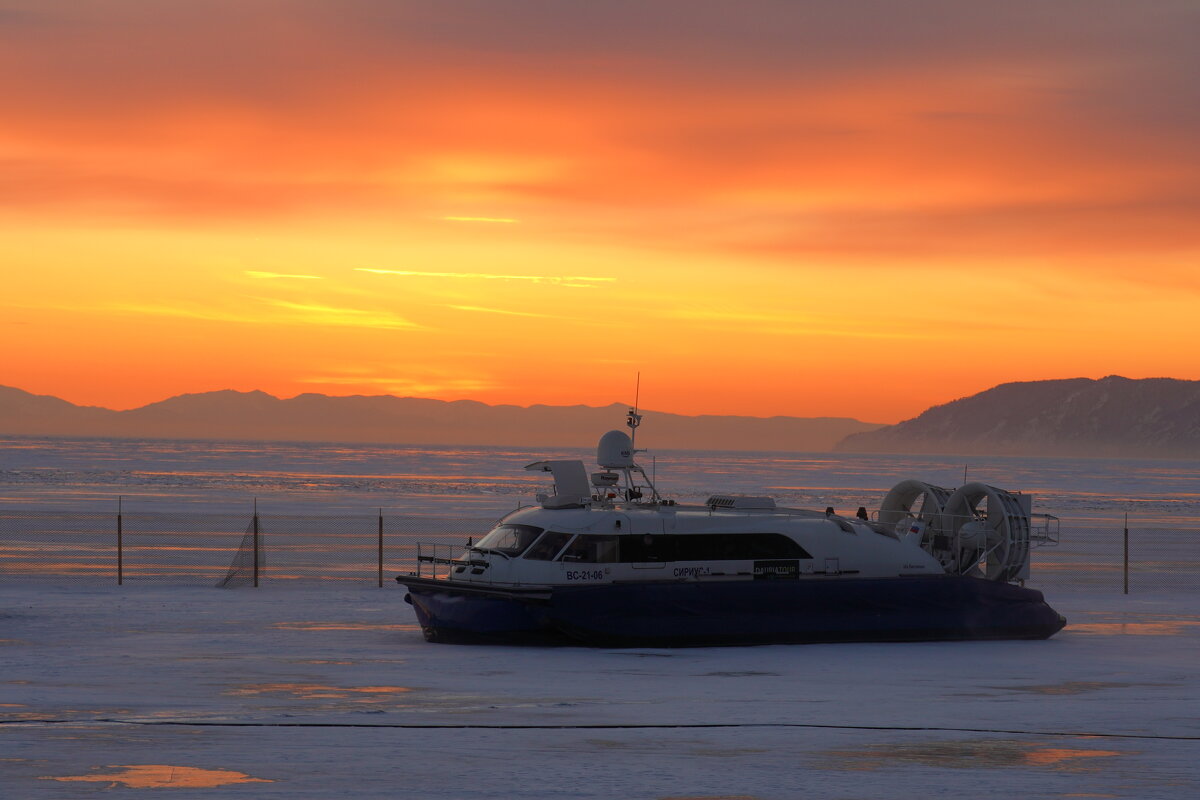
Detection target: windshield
<box><xmin>473</xmin><ymin>524</ymin><xmax>544</xmax><ymax>557</ymax></box>
<box><xmin>523</xmin><ymin>531</ymin><xmax>574</xmax><ymax>561</ymax></box>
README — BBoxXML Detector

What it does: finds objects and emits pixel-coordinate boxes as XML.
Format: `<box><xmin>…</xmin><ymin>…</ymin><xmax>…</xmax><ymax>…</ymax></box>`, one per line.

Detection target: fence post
<box><xmin>1123</xmin><ymin>512</ymin><xmax>1129</xmax><ymax>595</ymax></box>
<box><xmin>117</xmin><ymin>496</ymin><xmax>124</xmax><ymax>586</ymax></box>
<box><xmin>253</xmin><ymin>499</ymin><xmax>260</xmax><ymax>588</ymax></box>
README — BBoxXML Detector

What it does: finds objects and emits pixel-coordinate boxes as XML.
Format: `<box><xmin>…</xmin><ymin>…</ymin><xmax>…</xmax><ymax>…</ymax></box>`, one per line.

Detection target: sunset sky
<box><xmin>2</xmin><ymin>0</ymin><xmax>1198</xmax><ymax>423</ymax></box>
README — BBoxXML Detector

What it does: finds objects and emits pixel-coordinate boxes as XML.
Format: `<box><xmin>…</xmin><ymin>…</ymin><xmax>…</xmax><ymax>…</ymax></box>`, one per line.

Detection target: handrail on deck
<box><xmin>1030</xmin><ymin>513</ymin><xmax>1061</xmax><ymax>546</ymax></box>
<box><xmin>415</xmin><ymin>542</ymin><xmax>468</xmax><ymax>577</ymax></box>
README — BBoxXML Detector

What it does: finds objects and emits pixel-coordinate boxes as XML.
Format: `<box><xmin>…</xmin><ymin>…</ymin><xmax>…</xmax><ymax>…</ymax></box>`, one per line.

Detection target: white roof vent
<box><xmin>525</xmin><ymin>460</ymin><xmax>592</xmax><ymax>508</ymax></box>
<box><xmin>706</xmin><ymin>495</ymin><xmax>776</xmax><ymax>510</ymax></box>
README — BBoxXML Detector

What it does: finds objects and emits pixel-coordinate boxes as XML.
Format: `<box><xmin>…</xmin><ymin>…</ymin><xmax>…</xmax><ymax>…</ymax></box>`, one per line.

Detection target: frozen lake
<box><xmin>4</xmin><ymin>435</ymin><xmax>1200</xmax><ymax>524</ymax></box>
<box><xmin>3</xmin><ymin>436</ymin><xmax>1199</xmax><ymax>796</ymax></box>
<box><xmin>2</xmin><ymin>579</ymin><xmax>1198</xmax><ymax>798</ymax></box>
<box><xmin>4</xmin><ymin>436</ymin><xmax>1198</xmax><ymax>589</ymax></box>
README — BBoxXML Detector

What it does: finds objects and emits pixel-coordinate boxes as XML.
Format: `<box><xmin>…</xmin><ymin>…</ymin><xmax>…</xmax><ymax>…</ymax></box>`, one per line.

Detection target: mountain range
<box><xmin>3</xmin><ymin>376</ymin><xmax>1198</xmax><ymax>456</ymax></box>
<box><xmin>836</xmin><ymin>375</ymin><xmax>1200</xmax><ymax>458</ymax></box>
<box><xmin>0</xmin><ymin>385</ymin><xmax>882</xmax><ymax>451</ymax></box>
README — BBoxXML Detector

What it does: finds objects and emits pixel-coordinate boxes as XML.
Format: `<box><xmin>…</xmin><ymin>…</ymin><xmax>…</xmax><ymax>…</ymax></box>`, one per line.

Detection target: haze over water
<box><xmin>3</xmin><ymin>436</ymin><xmax>1198</xmax><ymax>526</ymax></box>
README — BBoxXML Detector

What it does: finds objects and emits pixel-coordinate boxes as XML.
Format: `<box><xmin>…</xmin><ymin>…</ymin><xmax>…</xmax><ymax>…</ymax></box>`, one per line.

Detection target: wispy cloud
<box><xmin>298</xmin><ymin>375</ymin><xmax>496</xmax><ymax>395</ymax></box>
<box><xmin>756</xmin><ymin>325</ymin><xmax>933</xmax><ymax>341</ymax></box>
<box><xmin>662</xmin><ymin>308</ymin><xmax>802</xmax><ymax>324</ymax></box>
<box><xmin>110</xmin><ymin>303</ymin><xmax>257</xmax><ymax>324</ymax></box>
<box><xmin>658</xmin><ymin>307</ymin><xmax>933</xmax><ymax>340</ymax></box>
<box><xmin>440</xmin><ymin>216</ymin><xmax>520</xmax><ymax>224</ymax></box>
<box><xmin>356</xmin><ymin>268</ymin><xmax>614</xmax><ymax>285</ymax></box>
<box><xmin>244</xmin><ymin>271</ymin><xmax>323</xmax><ymax>280</ymax></box>
<box><xmin>446</xmin><ymin>304</ymin><xmax>555</xmax><ymax>318</ymax></box>
<box><xmin>107</xmin><ymin>300</ymin><xmax>422</xmax><ymax>331</ymax></box>
<box><xmin>264</xmin><ymin>299</ymin><xmax>421</xmax><ymax>330</ymax></box>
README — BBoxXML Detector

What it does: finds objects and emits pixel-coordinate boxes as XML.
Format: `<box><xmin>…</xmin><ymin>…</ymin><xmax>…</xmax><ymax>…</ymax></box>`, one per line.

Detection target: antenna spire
<box><xmin>627</xmin><ymin>372</ymin><xmax>642</xmax><ymax>449</ymax></box>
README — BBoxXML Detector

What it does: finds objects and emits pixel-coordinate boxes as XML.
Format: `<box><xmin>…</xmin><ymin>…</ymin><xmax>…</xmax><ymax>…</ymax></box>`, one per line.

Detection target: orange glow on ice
<box><xmin>44</xmin><ymin>765</ymin><xmax>271</xmax><ymax>788</ymax></box>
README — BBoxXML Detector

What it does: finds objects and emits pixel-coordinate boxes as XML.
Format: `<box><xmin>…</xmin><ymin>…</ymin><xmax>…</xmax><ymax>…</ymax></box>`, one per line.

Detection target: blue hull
<box><xmin>404</xmin><ymin>585</ymin><xmax>554</xmax><ymax>643</ymax></box>
<box><xmin>401</xmin><ymin>576</ymin><xmax>1065</xmax><ymax>646</ymax></box>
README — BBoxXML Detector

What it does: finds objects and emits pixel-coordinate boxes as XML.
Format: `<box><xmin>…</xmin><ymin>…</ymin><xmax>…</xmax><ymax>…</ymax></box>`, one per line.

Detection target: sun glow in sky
<box><xmin>2</xmin><ymin>0</ymin><xmax>1199</xmax><ymax>422</ymax></box>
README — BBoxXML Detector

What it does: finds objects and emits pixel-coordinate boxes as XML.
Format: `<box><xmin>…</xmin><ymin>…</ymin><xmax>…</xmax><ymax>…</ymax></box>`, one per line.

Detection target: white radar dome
<box><xmin>597</xmin><ymin>430</ymin><xmax>635</xmax><ymax>469</ymax></box>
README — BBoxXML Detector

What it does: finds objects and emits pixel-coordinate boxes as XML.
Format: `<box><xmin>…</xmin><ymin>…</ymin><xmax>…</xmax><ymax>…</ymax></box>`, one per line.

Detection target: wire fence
<box><xmin>0</xmin><ymin>509</ymin><xmax>497</xmax><ymax>587</ymax></box>
<box><xmin>1032</xmin><ymin>524</ymin><xmax>1200</xmax><ymax>593</ymax></box>
<box><xmin>1</xmin><ymin>508</ymin><xmax>1196</xmax><ymax>591</ymax></box>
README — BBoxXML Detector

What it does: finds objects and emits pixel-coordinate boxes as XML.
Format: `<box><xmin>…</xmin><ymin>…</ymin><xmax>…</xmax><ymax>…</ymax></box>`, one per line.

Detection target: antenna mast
<box><xmin>627</xmin><ymin>372</ymin><xmax>642</xmax><ymax>451</ymax></box>
<box><xmin>619</xmin><ymin>371</ymin><xmax>662</xmax><ymax>503</ymax></box>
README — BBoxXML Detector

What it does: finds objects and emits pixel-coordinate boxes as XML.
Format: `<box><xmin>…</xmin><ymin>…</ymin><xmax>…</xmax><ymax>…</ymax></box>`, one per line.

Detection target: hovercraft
<box><xmin>397</xmin><ymin>410</ymin><xmax>1064</xmax><ymax>646</ymax></box>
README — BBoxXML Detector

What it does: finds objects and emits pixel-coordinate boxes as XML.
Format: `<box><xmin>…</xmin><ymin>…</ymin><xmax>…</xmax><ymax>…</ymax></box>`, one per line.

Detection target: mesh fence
<box><xmin>0</xmin><ymin>510</ymin><xmax>119</xmax><ymax>579</ymax></box>
<box><xmin>1031</xmin><ymin>524</ymin><xmax>1200</xmax><ymax>593</ymax></box>
<box><xmin>0</xmin><ymin>510</ymin><xmax>497</xmax><ymax>586</ymax></box>
<box><xmin>0</xmin><ymin>508</ymin><xmax>1196</xmax><ymax>591</ymax></box>
<box><xmin>215</xmin><ymin>518</ymin><xmax>263</xmax><ymax>588</ymax></box>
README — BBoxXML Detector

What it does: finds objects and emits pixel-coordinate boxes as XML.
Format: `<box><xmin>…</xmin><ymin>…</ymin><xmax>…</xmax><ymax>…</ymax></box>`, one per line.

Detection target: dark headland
<box><xmin>836</xmin><ymin>375</ymin><xmax>1200</xmax><ymax>458</ymax></box>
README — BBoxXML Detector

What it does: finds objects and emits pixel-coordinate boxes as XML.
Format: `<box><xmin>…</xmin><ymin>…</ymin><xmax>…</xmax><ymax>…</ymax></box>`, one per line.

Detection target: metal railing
<box><xmin>414</xmin><ymin>542</ymin><xmax>471</xmax><ymax>578</ymax></box>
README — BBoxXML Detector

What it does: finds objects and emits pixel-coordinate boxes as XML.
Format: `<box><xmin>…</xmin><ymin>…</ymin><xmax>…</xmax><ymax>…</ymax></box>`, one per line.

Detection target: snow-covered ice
<box><xmin>4</xmin><ymin>440</ymin><xmax>1199</xmax><ymax>796</ymax></box>
<box><xmin>3</xmin><ymin>577</ymin><xmax>1197</xmax><ymax>799</ymax></box>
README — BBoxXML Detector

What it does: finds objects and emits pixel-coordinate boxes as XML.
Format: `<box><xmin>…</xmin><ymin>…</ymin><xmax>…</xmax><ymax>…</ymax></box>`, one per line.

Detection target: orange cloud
<box><xmin>2</xmin><ymin>1</ymin><xmax>1198</xmax><ymax>421</ymax></box>
<box><xmin>356</xmin><ymin>268</ymin><xmax>614</xmax><ymax>285</ymax></box>
<box><xmin>246</xmin><ymin>271</ymin><xmax>322</xmax><ymax>280</ymax></box>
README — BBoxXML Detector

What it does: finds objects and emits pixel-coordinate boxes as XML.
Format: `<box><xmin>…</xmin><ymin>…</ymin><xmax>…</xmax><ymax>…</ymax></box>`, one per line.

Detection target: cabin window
<box><xmin>618</xmin><ymin>534</ymin><xmax>676</xmax><ymax>562</ymax></box>
<box><xmin>523</xmin><ymin>531</ymin><xmax>574</xmax><ymax>561</ymax></box>
<box><xmin>553</xmin><ymin>532</ymin><xmax>811</xmax><ymax>563</ymax></box>
<box><xmin>560</xmin><ymin>534</ymin><xmax>620</xmax><ymax>563</ymax></box>
<box><xmin>671</xmin><ymin>533</ymin><xmax>811</xmax><ymax>561</ymax></box>
<box><xmin>474</xmin><ymin>524</ymin><xmax>544</xmax><ymax>557</ymax></box>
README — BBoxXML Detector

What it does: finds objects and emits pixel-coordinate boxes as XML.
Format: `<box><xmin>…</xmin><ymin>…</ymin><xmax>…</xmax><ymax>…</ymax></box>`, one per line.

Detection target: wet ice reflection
<box><xmin>44</xmin><ymin>764</ymin><xmax>271</xmax><ymax>788</ymax></box>
<box><xmin>822</xmin><ymin>739</ymin><xmax>1122</xmax><ymax>771</ymax></box>
<box><xmin>1067</xmin><ymin>621</ymin><xmax>1200</xmax><ymax>636</ymax></box>
<box><xmin>1023</xmin><ymin>747</ymin><xmax>1122</xmax><ymax>766</ymax></box>
<box><xmin>273</xmin><ymin>621</ymin><xmax>420</xmax><ymax>631</ymax></box>
<box><xmin>228</xmin><ymin>683</ymin><xmax>412</xmax><ymax>700</ymax></box>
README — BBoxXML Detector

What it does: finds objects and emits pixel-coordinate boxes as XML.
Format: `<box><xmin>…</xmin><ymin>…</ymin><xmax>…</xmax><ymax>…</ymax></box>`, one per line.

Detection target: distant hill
<box><xmin>835</xmin><ymin>376</ymin><xmax>1200</xmax><ymax>457</ymax></box>
<box><xmin>0</xmin><ymin>386</ymin><xmax>884</xmax><ymax>451</ymax></box>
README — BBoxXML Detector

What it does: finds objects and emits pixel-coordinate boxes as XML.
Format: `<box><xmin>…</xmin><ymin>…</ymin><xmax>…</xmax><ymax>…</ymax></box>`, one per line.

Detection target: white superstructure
<box><xmin>413</xmin><ymin>411</ymin><xmax>1059</xmax><ymax>590</ymax></box>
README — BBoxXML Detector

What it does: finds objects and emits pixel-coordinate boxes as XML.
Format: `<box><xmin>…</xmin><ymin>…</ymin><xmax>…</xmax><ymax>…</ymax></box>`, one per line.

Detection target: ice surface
<box><xmin>2</xmin><ymin>578</ymin><xmax>1197</xmax><ymax>799</ymax></box>
<box><xmin>4</xmin><ymin>438</ymin><xmax>1199</xmax><ymax>796</ymax></box>
<box><xmin>5</xmin><ymin>436</ymin><xmax>1200</xmax><ymax>524</ymax></box>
